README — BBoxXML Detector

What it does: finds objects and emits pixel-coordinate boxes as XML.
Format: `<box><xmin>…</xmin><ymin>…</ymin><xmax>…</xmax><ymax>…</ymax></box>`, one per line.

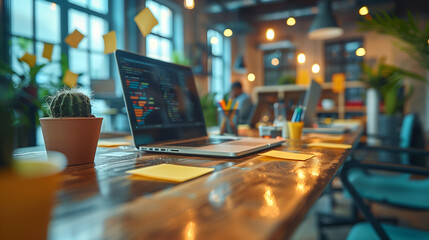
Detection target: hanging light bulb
<box><xmin>312</xmin><ymin>64</ymin><xmax>320</xmax><ymax>73</ymax></box>
<box><xmin>210</xmin><ymin>36</ymin><xmax>219</xmax><ymax>45</ymax></box>
<box><xmin>248</xmin><ymin>73</ymin><xmax>256</xmax><ymax>82</ymax></box>
<box><xmin>223</xmin><ymin>29</ymin><xmax>233</xmax><ymax>37</ymax></box>
<box><xmin>286</xmin><ymin>17</ymin><xmax>296</xmax><ymax>26</ymax></box>
<box><xmin>297</xmin><ymin>53</ymin><xmax>306</xmax><ymax>64</ymax></box>
<box><xmin>271</xmin><ymin>58</ymin><xmax>279</xmax><ymax>66</ymax></box>
<box><xmin>184</xmin><ymin>0</ymin><xmax>195</xmax><ymax>9</ymax></box>
<box><xmin>356</xmin><ymin>47</ymin><xmax>366</xmax><ymax>56</ymax></box>
<box><xmin>359</xmin><ymin>6</ymin><xmax>369</xmax><ymax>16</ymax></box>
<box><xmin>266</xmin><ymin>28</ymin><xmax>275</xmax><ymax>40</ymax></box>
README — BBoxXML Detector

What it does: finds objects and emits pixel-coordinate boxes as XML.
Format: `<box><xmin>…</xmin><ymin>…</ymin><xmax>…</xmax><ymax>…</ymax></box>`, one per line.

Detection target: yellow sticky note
<box><xmin>65</xmin><ymin>29</ymin><xmax>85</xmax><ymax>48</ymax></box>
<box><xmin>19</xmin><ymin>53</ymin><xmax>36</xmax><ymax>68</ymax></box>
<box><xmin>307</xmin><ymin>142</ymin><xmax>352</xmax><ymax>149</ymax></box>
<box><xmin>103</xmin><ymin>31</ymin><xmax>117</xmax><ymax>54</ymax></box>
<box><xmin>134</xmin><ymin>8</ymin><xmax>158</xmax><ymax>37</ymax></box>
<box><xmin>259</xmin><ymin>150</ymin><xmax>314</xmax><ymax>161</ymax></box>
<box><xmin>98</xmin><ymin>141</ymin><xmax>131</xmax><ymax>148</ymax></box>
<box><xmin>42</xmin><ymin>43</ymin><xmax>54</xmax><ymax>61</ymax></box>
<box><xmin>296</xmin><ymin>69</ymin><xmax>310</xmax><ymax>86</ymax></box>
<box><xmin>127</xmin><ymin>164</ymin><xmax>214</xmax><ymax>182</ymax></box>
<box><xmin>306</xmin><ymin>133</ymin><xmax>344</xmax><ymax>141</ymax></box>
<box><xmin>63</xmin><ymin>70</ymin><xmax>78</xmax><ymax>87</ymax></box>
<box><xmin>332</xmin><ymin>73</ymin><xmax>346</xmax><ymax>93</ymax></box>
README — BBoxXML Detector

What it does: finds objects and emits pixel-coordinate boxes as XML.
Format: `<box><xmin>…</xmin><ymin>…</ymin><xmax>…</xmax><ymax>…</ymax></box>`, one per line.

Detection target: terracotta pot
<box><xmin>40</xmin><ymin>117</ymin><xmax>103</xmax><ymax>166</ymax></box>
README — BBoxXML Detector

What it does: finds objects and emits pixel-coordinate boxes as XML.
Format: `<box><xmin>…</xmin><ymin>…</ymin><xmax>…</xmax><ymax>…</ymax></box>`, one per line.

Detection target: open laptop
<box><xmin>115</xmin><ymin>50</ymin><xmax>283</xmax><ymax>157</ymax></box>
<box><xmin>301</xmin><ymin>80</ymin><xmax>350</xmax><ymax>134</ymax></box>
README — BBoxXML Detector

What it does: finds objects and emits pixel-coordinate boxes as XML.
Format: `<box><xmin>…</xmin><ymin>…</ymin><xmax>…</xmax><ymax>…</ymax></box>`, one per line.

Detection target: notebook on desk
<box><xmin>115</xmin><ymin>50</ymin><xmax>283</xmax><ymax>157</ymax></box>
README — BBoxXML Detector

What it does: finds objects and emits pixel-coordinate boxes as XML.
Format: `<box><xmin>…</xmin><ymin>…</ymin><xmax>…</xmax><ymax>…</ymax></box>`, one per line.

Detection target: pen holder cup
<box><xmin>287</xmin><ymin>121</ymin><xmax>304</xmax><ymax>140</ymax></box>
<box><xmin>219</xmin><ymin>110</ymin><xmax>239</xmax><ymax>136</ymax></box>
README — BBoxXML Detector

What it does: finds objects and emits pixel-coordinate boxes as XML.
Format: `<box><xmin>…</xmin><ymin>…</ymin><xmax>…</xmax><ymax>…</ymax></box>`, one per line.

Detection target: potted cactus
<box><xmin>40</xmin><ymin>89</ymin><xmax>103</xmax><ymax>166</ymax></box>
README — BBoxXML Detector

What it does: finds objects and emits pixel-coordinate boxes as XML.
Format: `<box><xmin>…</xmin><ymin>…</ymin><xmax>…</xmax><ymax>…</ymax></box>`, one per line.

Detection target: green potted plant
<box><xmin>200</xmin><ymin>93</ymin><xmax>218</xmax><ymax>127</ymax></box>
<box><xmin>40</xmin><ymin>88</ymin><xmax>103</xmax><ymax>166</ymax></box>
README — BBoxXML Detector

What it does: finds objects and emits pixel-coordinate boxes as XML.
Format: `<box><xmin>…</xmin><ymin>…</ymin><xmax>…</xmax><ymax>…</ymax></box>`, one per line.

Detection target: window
<box><xmin>145</xmin><ymin>0</ymin><xmax>173</xmax><ymax>62</ymax></box>
<box><xmin>9</xmin><ymin>0</ymin><xmax>112</xmax><ymax>91</ymax></box>
<box><xmin>263</xmin><ymin>49</ymin><xmax>296</xmax><ymax>86</ymax></box>
<box><xmin>207</xmin><ymin>29</ymin><xmax>230</xmax><ymax>99</ymax></box>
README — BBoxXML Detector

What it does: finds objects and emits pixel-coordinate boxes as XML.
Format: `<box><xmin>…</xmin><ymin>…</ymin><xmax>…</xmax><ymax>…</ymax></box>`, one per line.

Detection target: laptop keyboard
<box><xmin>166</xmin><ymin>138</ymin><xmax>236</xmax><ymax>147</ymax></box>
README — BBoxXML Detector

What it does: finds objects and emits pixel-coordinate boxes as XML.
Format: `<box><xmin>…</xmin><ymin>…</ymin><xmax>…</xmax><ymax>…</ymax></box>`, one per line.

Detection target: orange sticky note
<box><xmin>103</xmin><ymin>31</ymin><xmax>117</xmax><ymax>54</ymax></box>
<box><xmin>63</xmin><ymin>70</ymin><xmax>78</xmax><ymax>87</ymax></box>
<box><xmin>98</xmin><ymin>140</ymin><xmax>131</xmax><ymax>148</ymax></box>
<box><xmin>296</xmin><ymin>69</ymin><xmax>310</xmax><ymax>86</ymax></box>
<box><xmin>332</xmin><ymin>73</ymin><xmax>346</xmax><ymax>93</ymax></box>
<box><xmin>42</xmin><ymin>43</ymin><xmax>54</xmax><ymax>61</ymax></box>
<box><xmin>19</xmin><ymin>53</ymin><xmax>36</xmax><ymax>68</ymax></box>
<box><xmin>126</xmin><ymin>164</ymin><xmax>214</xmax><ymax>182</ymax></box>
<box><xmin>307</xmin><ymin>142</ymin><xmax>352</xmax><ymax>149</ymax></box>
<box><xmin>65</xmin><ymin>29</ymin><xmax>85</xmax><ymax>48</ymax></box>
<box><xmin>259</xmin><ymin>150</ymin><xmax>314</xmax><ymax>161</ymax></box>
<box><xmin>134</xmin><ymin>8</ymin><xmax>158</xmax><ymax>37</ymax></box>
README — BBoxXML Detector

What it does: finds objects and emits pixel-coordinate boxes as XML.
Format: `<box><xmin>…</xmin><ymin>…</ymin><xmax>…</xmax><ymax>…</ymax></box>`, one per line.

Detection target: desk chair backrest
<box><xmin>400</xmin><ymin>113</ymin><xmax>425</xmax><ymax>165</ymax></box>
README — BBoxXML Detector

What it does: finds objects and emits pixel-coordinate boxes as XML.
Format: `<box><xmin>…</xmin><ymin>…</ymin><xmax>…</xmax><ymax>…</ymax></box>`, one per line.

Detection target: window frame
<box><xmin>207</xmin><ymin>28</ymin><xmax>230</xmax><ymax>99</ymax></box>
<box><xmin>263</xmin><ymin>48</ymin><xmax>296</xmax><ymax>86</ymax></box>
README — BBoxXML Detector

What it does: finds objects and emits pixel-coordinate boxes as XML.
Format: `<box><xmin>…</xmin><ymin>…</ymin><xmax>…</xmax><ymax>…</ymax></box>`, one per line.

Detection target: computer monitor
<box><xmin>302</xmin><ymin>80</ymin><xmax>322</xmax><ymax>127</ymax></box>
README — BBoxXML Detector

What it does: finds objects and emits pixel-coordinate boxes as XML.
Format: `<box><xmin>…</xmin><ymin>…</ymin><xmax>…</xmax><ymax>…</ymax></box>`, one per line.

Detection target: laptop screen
<box><xmin>115</xmin><ymin>50</ymin><xmax>207</xmax><ymax>146</ymax></box>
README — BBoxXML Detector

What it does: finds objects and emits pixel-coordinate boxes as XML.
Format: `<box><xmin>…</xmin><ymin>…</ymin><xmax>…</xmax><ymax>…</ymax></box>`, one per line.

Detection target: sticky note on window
<box><xmin>63</xmin><ymin>70</ymin><xmax>78</xmax><ymax>87</ymax></box>
<box><xmin>332</xmin><ymin>73</ymin><xmax>346</xmax><ymax>93</ymax></box>
<box><xmin>42</xmin><ymin>43</ymin><xmax>54</xmax><ymax>61</ymax></box>
<box><xmin>259</xmin><ymin>150</ymin><xmax>314</xmax><ymax>161</ymax></box>
<box><xmin>134</xmin><ymin>8</ymin><xmax>158</xmax><ymax>37</ymax></box>
<box><xmin>126</xmin><ymin>164</ymin><xmax>214</xmax><ymax>182</ymax></box>
<box><xmin>19</xmin><ymin>53</ymin><xmax>36</xmax><ymax>68</ymax></box>
<box><xmin>307</xmin><ymin>142</ymin><xmax>352</xmax><ymax>149</ymax></box>
<box><xmin>65</xmin><ymin>29</ymin><xmax>85</xmax><ymax>48</ymax></box>
<box><xmin>103</xmin><ymin>31</ymin><xmax>117</xmax><ymax>54</ymax></box>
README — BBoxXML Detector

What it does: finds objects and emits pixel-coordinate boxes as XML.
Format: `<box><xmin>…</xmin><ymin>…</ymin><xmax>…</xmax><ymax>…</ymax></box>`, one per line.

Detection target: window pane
<box><xmin>36</xmin><ymin>0</ymin><xmax>61</xmax><ymax>44</ymax></box>
<box><xmin>11</xmin><ymin>37</ymin><xmax>34</xmax><ymax>77</ymax></box>
<box><xmin>69</xmin><ymin>48</ymin><xmax>88</xmax><ymax>74</ymax></box>
<box><xmin>146</xmin><ymin>35</ymin><xmax>172</xmax><ymax>62</ymax></box>
<box><xmin>69</xmin><ymin>0</ymin><xmax>87</xmax><ymax>8</ymax></box>
<box><xmin>69</xmin><ymin>9</ymin><xmax>88</xmax><ymax>49</ymax></box>
<box><xmin>90</xmin><ymin>0</ymin><xmax>108</xmax><ymax>14</ymax></box>
<box><xmin>146</xmin><ymin>0</ymin><xmax>172</xmax><ymax>37</ymax></box>
<box><xmin>90</xmin><ymin>16</ymin><xmax>107</xmax><ymax>52</ymax></box>
<box><xmin>11</xmin><ymin>0</ymin><xmax>33</xmax><ymax>38</ymax></box>
<box><xmin>90</xmin><ymin>53</ymin><xmax>109</xmax><ymax>79</ymax></box>
<box><xmin>208</xmin><ymin>29</ymin><xmax>222</xmax><ymax>56</ymax></box>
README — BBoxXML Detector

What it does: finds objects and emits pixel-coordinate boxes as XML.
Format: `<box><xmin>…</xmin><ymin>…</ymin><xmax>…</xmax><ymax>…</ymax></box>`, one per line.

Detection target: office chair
<box><xmin>340</xmin><ymin>159</ymin><xmax>429</xmax><ymax>240</ymax></box>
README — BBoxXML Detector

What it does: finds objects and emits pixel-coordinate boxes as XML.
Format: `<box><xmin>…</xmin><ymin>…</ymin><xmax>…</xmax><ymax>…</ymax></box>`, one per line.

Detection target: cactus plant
<box><xmin>46</xmin><ymin>88</ymin><xmax>92</xmax><ymax>118</ymax></box>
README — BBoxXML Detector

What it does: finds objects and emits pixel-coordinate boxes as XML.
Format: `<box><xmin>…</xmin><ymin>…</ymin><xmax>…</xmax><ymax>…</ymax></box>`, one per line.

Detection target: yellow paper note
<box><xmin>306</xmin><ymin>133</ymin><xmax>344</xmax><ymax>141</ymax></box>
<box><xmin>259</xmin><ymin>150</ymin><xmax>314</xmax><ymax>161</ymax></box>
<box><xmin>98</xmin><ymin>141</ymin><xmax>131</xmax><ymax>148</ymax></box>
<box><xmin>127</xmin><ymin>164</ymin><xmax>214</xmax><ymax>182</ymax></box>
<box><xmin>296</xmin><ymin>69</ymin><xmax>310</xmax><ymax>86</ymax></box>
<box><xmin>65</xmin><ymin>29</ymin><xmax>85</xmax><ymax>48</ymax></box>
<box><xmin>103</xmin><ymin>31</ymin><xmax>117</xmax><ymax>54</ymax></box>
<box><xmin>42</xmin><ymin>43</ymin><xmax>54</xmax><ymax>61</ymax></box>
<box><xmin>134</xmin><ymin>8</ymin><xmax>158</xmax><ymax>37</ymax></box>
<box><xmin>63</xmin><ymin>70</ymin><xmax>78</xmax><ymax>87</ymax></box>
<box><xmin>307</xmin><ymin>142</ymin><xmax>352</xmax><ymax>149</ymax></box>
<box><xmin>19</xmin><ymin>53</ymin><xmax>36</xmax><ymax>68</ymax></box>
<box><xmin>332</xmin><ymin>73</ymin><xmax>346</xmax><ymax>93</ymax></box>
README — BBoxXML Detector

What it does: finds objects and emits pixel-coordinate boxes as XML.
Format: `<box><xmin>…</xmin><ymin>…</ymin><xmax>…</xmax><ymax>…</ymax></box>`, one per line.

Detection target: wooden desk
<box><xmin>22</xmin><ymin>127</ymin><xmax>362</xmax><ymax>239</ymax></box>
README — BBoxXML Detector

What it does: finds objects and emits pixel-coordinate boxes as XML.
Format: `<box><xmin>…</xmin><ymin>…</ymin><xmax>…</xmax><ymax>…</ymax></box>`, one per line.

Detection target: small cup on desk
<box><xmin>219</xmin><ymin>109</ymin><xmax>239</xmax><ymax>136</ymax></box>
<box><xmin>287</xmin><ymin>121</ymin><xmax>304</xmax><ymax>140</ymax></box>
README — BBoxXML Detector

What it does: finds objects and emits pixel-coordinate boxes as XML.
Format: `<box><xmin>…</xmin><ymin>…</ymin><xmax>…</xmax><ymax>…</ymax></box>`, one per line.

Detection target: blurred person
<box><xmin>230</xmin><ymin>81</ymin><xmax>252</xmax><ymax>124</ymax></box>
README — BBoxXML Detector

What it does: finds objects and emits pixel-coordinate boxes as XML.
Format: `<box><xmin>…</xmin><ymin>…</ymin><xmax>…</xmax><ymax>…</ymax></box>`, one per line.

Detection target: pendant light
<box><xmin>308</xmin><ymin>0</ymin><xmax>343</xmax><ymax>40</ymax></box>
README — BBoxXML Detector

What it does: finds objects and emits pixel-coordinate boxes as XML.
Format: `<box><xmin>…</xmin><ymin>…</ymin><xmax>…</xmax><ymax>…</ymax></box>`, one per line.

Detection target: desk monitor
<box><xmin>302</xmin><ymin>80</ymin><xmax>322</xmax><ymax>127</ymax></box>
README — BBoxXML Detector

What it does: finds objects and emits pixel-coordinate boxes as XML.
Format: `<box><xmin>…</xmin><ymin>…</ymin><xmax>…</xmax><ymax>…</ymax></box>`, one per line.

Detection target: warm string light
<box><xmin>356</xmin><ymin>47</ymin><xmax>366</xmax><ymax>57</ymax></box>
<box><xmin>286</xmin><ymin>17</ymin><xmax>296</xmax><ymax>26</ymax></box>
<box><xmin>223</xmin><ymin>29</ymin><xmax>233</xmax><ymax>37</ymax></box>
<box><xmin>271</xmin><ymin>58</ymin><xmax>279</xmax><ymax>66</ymax></box>
<box><xmin>184</xmin><ymin>0</ymin><xmax>195</xmax><ymax>10</ymax></box>
<box><xmin>359</xmin><ymin>6</ymin><xmax>369</xmax><ymax>16</ymax></box>
<box><xmin>266</xmin><ymin>28</ymin><xmax>275</xmax><ymax>40</ymax></box>
<box><xmin>312</xmin><ymin>64</ymin><xmax>320</xmax><ymax>74</ymax></box>
<box><xmin>247</xmin><ymin>73</ymin><xmax>255</xmax><ymax>82</ymax></box>
<box><xmin>297</xmin><ymin>53</ymin><xmax>306</xmax><ymax>64</ymax></box>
